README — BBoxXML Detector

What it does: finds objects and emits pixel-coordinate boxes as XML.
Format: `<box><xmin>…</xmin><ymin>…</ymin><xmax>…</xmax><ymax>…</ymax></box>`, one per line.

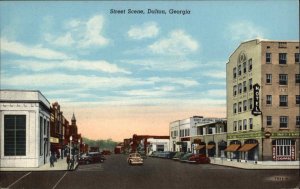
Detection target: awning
<box><xmin>238</xmin><ymin>143</ymin><xmax>258</xmax><ymax>152</ymax></box>
<box><xmin>206</xmin><ymin>144</ymin><xmax>215</xmax><ymax>150</ymax></box>
<box><xmin>224</xmin><ymin>144</ymin><xmax>240</xmax><ymax>152</ymax></box>
<box><xmin>195</xmin><ymin>145</ymin><xmax>205</xmax><ymax>150</ymax></box>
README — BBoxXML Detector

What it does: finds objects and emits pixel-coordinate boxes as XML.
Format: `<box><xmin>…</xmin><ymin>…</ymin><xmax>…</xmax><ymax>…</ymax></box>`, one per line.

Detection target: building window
<box><xmin>267</xmin><ymin>116</ymin><xmax>272</xmax><ymax>126</ymax></box>
<box><xmin>266</xmin><ymin>95</ymin><xmax>272</xmax><ymax>105</ymax></box>
<box><xmin>266</xmin><ymin>53</ymin><xmax>271</xmax><ymax>63</ymax></box>
<box><xmin>248</xmin><ymin>59</ymin><xmax>252</xmax><ymax>71</ymax></box>
<box><xmin>233</xmin><ymin>85</ymin><xmax>237</xmax><ymax>96</ymax></box>
<box><xmin>295</xmin><ymin>74</ymin><xmax>300</xmax><ymax>84</ymax></box>
<box><xmin>296</xmin><ymin>95</ymin><xmax>300</xmax><ymax>105</ymax></box>
<box><xmin>295</xmin><ymin>53</ymin><xmax>300</xmax><ymax>63</ymax></box>
<box><xmin>249</xmin><ymin>118</ymin><xmax>253</xmax><ymax>130</ymax></box>
<box><xmin>266</xmin><ymin>74</ymin><xmax>272</xmax><ymax>84</ymax></box>
<box><xmin>278</xmin><ymin>42</ymin><xmax>287</xmax><ymax>48</ymax></box>
<box><xmin>238</xmin><ymin>83</ymin><xmax>242</xmax><ymax>94</ymax></box>
<box><xmin>266</xmin><ymin>53</ymin><xmax>272</xmax><ymax>64</ymax></box>
<box><xmin>233</xmin><ymin>67</ymin><xmax>237</xmax><ymax>78</ymax></box>
<box><xmin>243</xmin><ymin>100</ymin><xmax>247</xmax><ymax>111</ymax></box>
<box><xmin>233</xmin><ymin>103</ymin><xmax>237</xmax><ymax>114</ymax></box>
<box><xmin>249</xmin><ymin>98</ymin><xmax>253</xmax><ymax>109</ymax></box>
<box><xmin>279</xmin><ymin>95</ymin><xmax>288</xmax><ymax>107</ymax></box>
<box><xmin>279</xmin><ymin>53</ymin><xmax>287</xmax><ymax>64</ymax></box>
<box><xmin>243</xmin><ymin>119</ymin><xmax>247</xmax><ymax>130</ymax></box>
<box><xmin>238</xmin><ymin>65</ymin><xmax>241</xmax><ymax>76</ymax></box>
<box><xmin>234</xmin><ymin>121</ymin><xmax>237</xmax><ymax>132</ymax></box>
<box><xmin>274</xmin><ymin>139</ymin><xmax>294</xmax><ymax>161</ymax></box>
<box><xmin>243</xmin><ymin>62</ymin><xmax>247</xmax><ymax>73</ymax></box>
<box><xmin>238</xmin><ymin>102</ymin><xmax>242</xmax><ymax>113</ymax></box>
<box><xmin>279</xmin><ymin>74</ymin><xmax>288</xmax><ymax>85</ymax></box>
<box><xmin>279</xmin><ymin>116</ymin><xmax>288</xmax><ymax>128</ymax></box>
<box><xmin>296</xmin><ymin>116</ymin><xmax>300</xmax><ymax>127</ymax></box>
<box><xmin>243</xmin><ymin>81</ymin><xmax>247</xmax><ymax>92</ymax></box>
<box><xmin>249</xmin><ymin>78</ymin><xmax>253</xmax><ymax>90</ymax></box>
<box><xmin>238</xmin><ymin>120</ymin><xmax>242</xmax><ymax>131</ymax></box>
<box><xmin>4</xmin><ymin>115</ymin><xmax>26</xmax><ymax>156</ymax></box>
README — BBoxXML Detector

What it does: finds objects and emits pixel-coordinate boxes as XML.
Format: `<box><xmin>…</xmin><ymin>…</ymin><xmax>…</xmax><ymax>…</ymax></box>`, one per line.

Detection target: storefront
<box><xmin>272</xmin><ymin>139</ymin><xmax>296</xmax><ymax>161</ymax></box>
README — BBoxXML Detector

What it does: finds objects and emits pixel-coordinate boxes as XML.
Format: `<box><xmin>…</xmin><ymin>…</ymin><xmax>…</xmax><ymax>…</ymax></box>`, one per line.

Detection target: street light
<box><xmin>78</xmin><ymin>138</ymin><xmax>81</xmax><ymax>160</ymax></box>
<box><xmin>69</xmin><ymin>135</ymin><xmax>73</xmax><ymax>159</ymax></box>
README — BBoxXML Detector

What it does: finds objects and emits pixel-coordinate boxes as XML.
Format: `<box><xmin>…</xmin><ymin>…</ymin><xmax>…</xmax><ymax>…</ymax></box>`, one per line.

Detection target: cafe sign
<box><xmin>252</xmin><ymin>84</ymin><xmax>262</xmax><ymax>116</ymax></box>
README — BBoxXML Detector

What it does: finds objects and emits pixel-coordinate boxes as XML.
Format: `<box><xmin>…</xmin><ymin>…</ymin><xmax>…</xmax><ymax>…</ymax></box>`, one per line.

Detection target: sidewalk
<box><xmin>210</xmin><ymin>158</ymin><xmax>300</xmax><ymax>169</ymax></box>
<box><xmin>0</xmin><ymin>157</ymin><xmax>78</xmax><ymax>172</ymax></box>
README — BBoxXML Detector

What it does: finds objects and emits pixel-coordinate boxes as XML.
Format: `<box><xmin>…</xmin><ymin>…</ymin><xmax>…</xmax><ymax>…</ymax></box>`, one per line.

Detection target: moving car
<box><xmin>78</xmin><ymin>152</ymin><xmax>105</xmax><ymax>165</ymax></box>
<box><xmin>127</xmin><ymin>153</ymin><xmax>143</xmax><ymax>165</ymax></box>
<box><xmin>187</xmin><ymin>154</ymin><xmax>211</xmax><ymax>164</ymax></box>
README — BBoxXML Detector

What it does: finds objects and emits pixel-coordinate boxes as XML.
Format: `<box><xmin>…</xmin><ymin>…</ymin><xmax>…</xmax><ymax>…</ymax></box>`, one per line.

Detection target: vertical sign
<box><xmin>272</xmin><ymin>146</ymin><xmax>276</xmax><ymax>161</ymax></box>
<box><xmin>291</xmin><ymin>145</ymin><xmax>295</xmax><ymax>160</ymax></box>
<box><xmin>252</xmin><ymin>84</ymin><xmax>262</xmax><ymax>116</ymax></box>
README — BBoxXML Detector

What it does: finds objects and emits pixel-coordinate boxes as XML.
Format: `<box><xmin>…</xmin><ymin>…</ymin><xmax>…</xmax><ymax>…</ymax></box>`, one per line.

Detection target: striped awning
<box><xmin>224</xmin><ymin>144</ymin><xmax>240</xmax><ymax>152</ymax></box>
<box><xmin>238</xmin><ymin>143</ymin><xmax>258</xmax><ymax>152</ymax></box>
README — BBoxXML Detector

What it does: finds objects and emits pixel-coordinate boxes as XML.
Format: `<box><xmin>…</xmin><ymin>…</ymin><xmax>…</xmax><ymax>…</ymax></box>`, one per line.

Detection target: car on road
<box><xmin>127</xmin><ymin>153</ymin><xmax>143</xmax><ymax>165</ymax></box>
<box><xmin>172</xmin><ymin>152</ymin><xmax>185</xmax><ymax>161</ymax></box>
<box><xmin>101</xmin><ymin>150</ymin><xmax>112</xmax><ymax>155</ymax></box>
<box><xmin>187</xmin><ymin>154</ymin><xmax>211</xmax><ymax>164</ymax></box>
<box><xmin>179</xmin><ymin>153</ymin><xmax>194</xmax><ymax>162</ymax></box>
<box><xmin>78</xmin><ymin>152</ymin><xmax>105</xmax><ymax>165</ymax></box>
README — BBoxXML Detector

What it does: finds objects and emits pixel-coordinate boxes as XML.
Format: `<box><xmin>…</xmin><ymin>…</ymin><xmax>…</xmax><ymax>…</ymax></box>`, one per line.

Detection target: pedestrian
<box><xmin>66</xmin><ymin>155</ymin><xmax>70</xmax><ymax>170</ymax></box>
<box><xmin>50</xmin><ymin>153</ymin><xmax>55</xmax><ymax>167</ymax></box>
<box><xmin>70</xmin><ymin>158</ymin><xmax>75</xmax><ymax>170</ymax></box>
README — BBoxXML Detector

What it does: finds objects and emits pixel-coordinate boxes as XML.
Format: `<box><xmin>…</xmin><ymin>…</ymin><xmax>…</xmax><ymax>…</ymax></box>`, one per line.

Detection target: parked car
<box><xmin>187</xmin><ymin>154</ymin><xmax>211</xmax><ymax>164</ymax></box>
<box><xmin>172</xmin><ymin>152</ymin><xmax>185</xmax><ymax>161</ymax></box>
<box><xmin>127</xmin><ymin>153</ymin><xmax>143</xmax><ymax>165</ymax></box>
<box><xmin>166</xmin><ymin>152</ymin><xmax>177</xmax><ymax>159</ymax></box>
<box><xmin>101</xmin><ymin>150</ymin><xmax>112</xmax><ymax>155</ymax></box>
<box><xmin>179</xmin><ymin>153</ymin><xmax>194</xmax><ymax>162</ymax></box>
<box><xmin>79</xmin><ymin>152</ymin><xmax>105</xmax><ymax>165</ymax></box>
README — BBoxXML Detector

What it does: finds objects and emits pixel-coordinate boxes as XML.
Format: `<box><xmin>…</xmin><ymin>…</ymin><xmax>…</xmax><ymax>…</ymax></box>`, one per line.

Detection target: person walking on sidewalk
<box><xmin>50</xmin><ymin>153</ymin><xmax>55</xmax><ymax>167</ymax></box>
<box><xmin>67</xmin><ymin>155</ymin><xmax>70</xmax><ymax>170</ymax></box>
<box><xmin>69</xmin><ymin>158</ymin><xmax>75</xmax><ymax>170</ymax></box>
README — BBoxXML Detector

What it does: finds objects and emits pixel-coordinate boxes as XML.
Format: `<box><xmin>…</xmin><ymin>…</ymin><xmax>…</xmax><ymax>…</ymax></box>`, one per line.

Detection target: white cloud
<box><xmin>12</xmin><ymin>59</ymin><xmax>131</xmax><ymax>74</ymax></box>
<box><xmin>128</xmin><ymin>22</ymin><xmax>159</xmax><ymax>40</ymax></box>
<box><xmin>205</xmin><ymin>89</ymin><xmax>226</xmax><ymax>98</ymax></box>
<box><xmin>1</xmin><ymin>37</ymin><xmax>70</xmax><ymax>60</ymax></box>
<box><xmin>149</xmin><ymin>30</ymin><xmax>199</xmax><ymax>56</ymax></box>
<box><xmin>122</xmin><ymin>58</ymin><xmax>198</xmax><ymax>71</ymax></box>
<box><xmin>45</xmin><ymin>15</ymin><xmax>109</xmax><ymax>48</ymax></box>
<box><xmin>202</xmin><ymin>70</ymin><xmax>226</xmax><ymax>79</ymax></box>
<box><xmin>147</xmin><ymin>77</ymin><xmax>199</xmax><ymax>87</ymax></box>
<box><xmin>227</xmin><ymin>21</ymin><xmax>266</xmax><ymax>42</ymax></box>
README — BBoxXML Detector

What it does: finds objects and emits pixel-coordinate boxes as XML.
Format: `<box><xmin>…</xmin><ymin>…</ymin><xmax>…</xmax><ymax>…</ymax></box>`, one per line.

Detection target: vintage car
<box><xmin>179</xmin><ymin>153</ymin><xmax>194</xmax><ymax>162</ymax></box>
<box><xmin>127</xmin><ymin>153</ymin><xmax>143</xmax><ymax>165</ymax></box>
<box><xmin>78</xmin><ymin>152</ymin><xmax>105</xmax><ymax>165</ymax></box>
<box><xmin>187</xmin><ymin>154</ymin><xmax>211</xmax><ymax>164</ymax></box>
<box><xmin>172</xmin><ymin>152</ymin><xmax>185</xmax><ymax>161</ymax></box>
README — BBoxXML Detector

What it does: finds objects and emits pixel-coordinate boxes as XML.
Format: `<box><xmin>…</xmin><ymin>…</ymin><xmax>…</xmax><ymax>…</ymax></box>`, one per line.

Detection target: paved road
<box><xmin>1</xmin><ymin>154</ymin><xmax>299</xmax><ymax>189</ymax></box>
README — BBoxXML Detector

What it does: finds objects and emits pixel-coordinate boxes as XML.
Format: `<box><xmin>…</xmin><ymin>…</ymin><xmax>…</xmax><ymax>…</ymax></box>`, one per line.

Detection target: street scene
<box><xmin>0</xmin><ymin>1</ymin><xmax>299</xmax><ymax>189</ymax></box>
<box><xmin>1</xmin><ymin>154</ymin><xmax>299</xmax><ymax>189</ymax></box>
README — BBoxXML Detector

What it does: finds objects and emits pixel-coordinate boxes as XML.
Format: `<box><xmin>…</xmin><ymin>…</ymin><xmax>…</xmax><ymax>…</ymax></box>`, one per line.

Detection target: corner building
<box><xmin>226</xmin><ymin>39</ymin><xmax>299</xmax><ymax>161</ymax></box>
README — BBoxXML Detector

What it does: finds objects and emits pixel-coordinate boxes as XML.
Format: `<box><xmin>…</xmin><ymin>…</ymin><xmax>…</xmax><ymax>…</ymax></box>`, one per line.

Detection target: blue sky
<box><xmin>0</xmin><ymin>1</ymin><xmax>298</xmax><ymax>140</ymax></box>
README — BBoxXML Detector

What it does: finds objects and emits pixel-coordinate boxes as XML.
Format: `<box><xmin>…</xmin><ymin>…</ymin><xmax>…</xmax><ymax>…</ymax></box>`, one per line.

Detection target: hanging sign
<box><xmin>252</xmin><ymin>83</ymin><xmax>262</xmax><ymax>116</ymax></box>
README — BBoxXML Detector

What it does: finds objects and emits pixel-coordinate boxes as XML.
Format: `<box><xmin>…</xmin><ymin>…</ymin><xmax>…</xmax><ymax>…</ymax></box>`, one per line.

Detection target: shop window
<box><xmin>4</xmin><ymin>115</ymin><xmax>26</xmax><ymax>156</ymax></box>
<box><xmin>266</xmin><ymin>74</ymin><xmax>272</xmax><ymax>84</ymax></box>
<box><xmin>266</xmin><ymin>53</ymin><xmax>272</xmax><ymax>63</ymax></box>
<box><xmin>279</xmin><ymin>116</ymin><xmax>288</xmax><ymax>128</ymax></box>
<box><xmin>279</xmin><ymin>53</ymin><xmax>287</xmax><ymax>64</ymax></box>
<box><xmin>266</xmin><ymin>95</ymin><xmax>272</xmax><ymax>105</ymax></box>
<box><xmin>279</xmin><ymin>95</ymin><xmax>288</xmax><ymax>107</ymax></box>
<box><xmin>267</xmin><ymin>116</ymin><xmax>272</xmax><ymax>126</ymax></box>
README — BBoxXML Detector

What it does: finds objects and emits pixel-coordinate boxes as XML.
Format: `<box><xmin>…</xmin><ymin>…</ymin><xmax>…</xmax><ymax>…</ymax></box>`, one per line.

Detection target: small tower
<box><xmin>71</xmin><ymin>113</ymin><xmax>76</xmax><ymax>126</ymax></box>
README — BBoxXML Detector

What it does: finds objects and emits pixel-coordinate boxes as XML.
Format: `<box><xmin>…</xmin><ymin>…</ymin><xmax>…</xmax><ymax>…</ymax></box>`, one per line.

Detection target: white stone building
<box><xmin>147</xmin><ymin>138</ymin><xmax>169</xmax><ymax>154</ymax></box>
<box><xmin>0</xmin><ymin>90</ymin><xmax>51</xmax><ymax>168</ymax></box>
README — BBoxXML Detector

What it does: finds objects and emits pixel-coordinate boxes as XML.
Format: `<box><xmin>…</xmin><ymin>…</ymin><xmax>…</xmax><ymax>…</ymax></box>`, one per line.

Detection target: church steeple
<box><xmin>71</xmin><ymin>113</ymin><xmax>76</xmax><ymax>125</ymax></box>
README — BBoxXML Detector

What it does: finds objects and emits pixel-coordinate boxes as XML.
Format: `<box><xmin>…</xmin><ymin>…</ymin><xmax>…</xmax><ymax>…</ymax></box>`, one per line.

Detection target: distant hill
<box><xmin>82</xmin><ymin>137</ymin><xmax>118</xmax><ymax>151</ymax></box>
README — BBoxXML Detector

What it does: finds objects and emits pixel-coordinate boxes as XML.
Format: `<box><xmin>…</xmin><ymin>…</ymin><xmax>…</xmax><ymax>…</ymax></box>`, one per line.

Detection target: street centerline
<box><xmin>7</xmin><ymin>172</ymin><xmax>31</xmax><ymax>188</ymax></box>
<box><xmin>52</xmin><ymin>171</ymin><xmax>68</xmax><ymax>189</ymax></box>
